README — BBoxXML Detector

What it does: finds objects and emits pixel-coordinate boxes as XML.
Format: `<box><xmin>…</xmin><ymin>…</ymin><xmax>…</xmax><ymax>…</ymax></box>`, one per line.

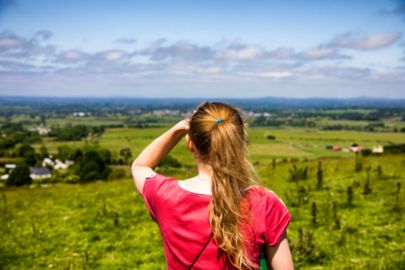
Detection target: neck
<box><xmin>196</xmin><ymin>158</ymin><xmax>213</xmax><ymax>181</ymax></box>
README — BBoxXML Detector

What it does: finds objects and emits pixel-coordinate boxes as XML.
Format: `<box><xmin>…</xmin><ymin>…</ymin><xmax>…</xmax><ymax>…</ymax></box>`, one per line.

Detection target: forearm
<box><xmin>131</xmin><ymin>120</ymin><xmax>189</xmax><ymax>193</ymax></box>
<box><xmin>133</xmin><ymin>125</ymin><xmax>186</xmax><ymax>169</ymax></box>
<box><xmin>266</xmin><ymin>236</ymin><xmax>294</xmax><ymax>270</ymax></box>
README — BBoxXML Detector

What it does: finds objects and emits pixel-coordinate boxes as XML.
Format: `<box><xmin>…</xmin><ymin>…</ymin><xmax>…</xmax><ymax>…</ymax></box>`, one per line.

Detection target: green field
<box><xmin>2</xmin><ymin>127</ymin><xmax>405</xmax><ymax>269</ymax></box>
<box><xmin>33</xmin><ymin>126</ymin><xmax>405</xmax><ymax>161</ymax></box>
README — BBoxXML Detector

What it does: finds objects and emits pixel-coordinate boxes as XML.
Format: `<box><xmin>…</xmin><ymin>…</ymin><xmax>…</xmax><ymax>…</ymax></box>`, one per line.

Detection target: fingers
<box><xmin>183</xmin><ymin>118</ymin><xmax>191</xmax><ymax>129</ymax></box>
<box><xmin>173</xmin><ymin>119</ymin><xmax>190</xmax><ymax>134</ymax></box>
<box><xmin>181</xmin><ymin>120</ymin><xmax>190</xmax><ymax>131</ymax></box>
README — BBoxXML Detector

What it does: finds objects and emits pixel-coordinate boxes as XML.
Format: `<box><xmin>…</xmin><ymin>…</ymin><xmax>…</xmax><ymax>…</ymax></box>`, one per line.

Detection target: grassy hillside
<box><xmin>3</xmin><ymin>125</ymin><xmax>405</xmax><ymax>269</ymax></box>
<box><xmin>259</xmin><ymin>155</ymin><xmax>405</xmax><ymax>269</ymax></box>
<box><xmin>1</xmin><ymin>152</ymin><xmax>404</xmax><ymax>269</ymax></box>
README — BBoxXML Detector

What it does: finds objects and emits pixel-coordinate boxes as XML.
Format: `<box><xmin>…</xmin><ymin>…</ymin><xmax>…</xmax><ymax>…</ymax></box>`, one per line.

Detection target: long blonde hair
<box><xmin>189</xmin><ymin>102</ymin><xmax>257</xmax><ymax>269</ymax></box>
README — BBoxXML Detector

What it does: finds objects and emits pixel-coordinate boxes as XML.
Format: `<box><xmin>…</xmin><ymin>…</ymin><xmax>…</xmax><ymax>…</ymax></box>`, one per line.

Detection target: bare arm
<box><xmin>131</xmin><ymin>119</ymin><xmax>189</xmax><ymax>193</ymax></box>
<box><xmin>265</xmin><ymin>233</ymin><xmax>294</xmax><ymax>270</ymax></box>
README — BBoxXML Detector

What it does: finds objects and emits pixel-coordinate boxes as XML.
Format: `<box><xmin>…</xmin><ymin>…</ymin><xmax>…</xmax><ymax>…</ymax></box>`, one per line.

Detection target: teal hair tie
<box><xmin>216</xmin><ymin>117</ymin><xmax>223</xmax><ymax>124</ymax></box>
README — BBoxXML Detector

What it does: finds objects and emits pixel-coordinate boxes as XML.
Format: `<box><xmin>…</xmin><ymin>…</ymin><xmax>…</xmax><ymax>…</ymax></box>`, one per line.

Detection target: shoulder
<box><xmin>246</xmin><ymin>186</ymin><xmax>287</xmax><ymax>205</ymax></box>
<box><xmin>245</xmin><ymin>186</ymin><xmax>290</xmax><ymax>221</ymax></box>
<box><xmin>142</xmin><ymin>172</ymin><xmax>176</xmax><ymax>194</ymax></box>
<box><xmin>140</xmin><ymin>173</ymin><xmax>176</xmax><ymax>220</ymax></box>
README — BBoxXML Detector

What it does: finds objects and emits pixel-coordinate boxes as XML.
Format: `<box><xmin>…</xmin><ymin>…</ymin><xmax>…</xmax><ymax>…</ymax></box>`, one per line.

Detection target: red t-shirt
<box><xmin>142</xmin><ymin>173</ymin><xmax>291</xmax><ymax>270</ymax></box>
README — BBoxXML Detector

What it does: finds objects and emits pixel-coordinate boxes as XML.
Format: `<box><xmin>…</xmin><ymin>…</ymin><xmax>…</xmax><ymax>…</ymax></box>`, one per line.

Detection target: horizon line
<box><xmin>1</xmin><ymin>95</ymin><xmax>405</xmax><ymax>101</ymax></box>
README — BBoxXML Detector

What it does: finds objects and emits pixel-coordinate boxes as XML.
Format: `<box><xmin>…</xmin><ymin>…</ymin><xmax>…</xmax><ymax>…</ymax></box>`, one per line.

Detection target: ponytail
<box><xmin>189</xmin><ymin>102</ymin><xmax>257</xmax><ymax>269</ymax></box>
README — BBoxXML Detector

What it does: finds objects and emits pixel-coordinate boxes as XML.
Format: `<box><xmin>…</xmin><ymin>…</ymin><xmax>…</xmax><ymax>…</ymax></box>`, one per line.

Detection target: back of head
<box><xmin>189</xmin><ymin>102</ymin><xmax>257</xmax><ymax>269</ymax></box>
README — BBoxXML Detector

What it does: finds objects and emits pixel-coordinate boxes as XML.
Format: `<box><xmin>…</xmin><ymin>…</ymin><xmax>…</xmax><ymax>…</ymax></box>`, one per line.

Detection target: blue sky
<box><xmin>0</xmin><ymin>0</ymin><xmax>404</xmax><ymax>98</ymax></box>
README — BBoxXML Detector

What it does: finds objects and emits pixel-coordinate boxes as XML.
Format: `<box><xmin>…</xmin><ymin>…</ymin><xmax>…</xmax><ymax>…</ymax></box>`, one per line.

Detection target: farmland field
<box><xmin>33</xmin><ymin>126</ymin><xmax>405</xmax><ymax>161</ymax></box>
<box><xmin>2</xmin><ymin>126</ymin><xmax>405</xmax><ymax>269</ymax></box>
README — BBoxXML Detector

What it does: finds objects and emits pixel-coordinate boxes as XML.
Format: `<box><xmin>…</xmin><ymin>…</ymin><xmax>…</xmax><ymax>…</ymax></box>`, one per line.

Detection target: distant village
<box><xmin>1</xmin><ymin>157</ymin><xmax>74</xmax><ymax>181</ymax></box>
<box><xmin>325</xmin><ymin>143</ymin><xmax>384</xmax><ymax>154</ymax></box>
<box><xmin>1</xmin><ymin>143</ymin><xmax>384</xmax><ymax>182</ymax></box>
<box><xmin>0</xmin><ymin>110</ymin><xmax>388</xmax><ymax>183</ymax></box>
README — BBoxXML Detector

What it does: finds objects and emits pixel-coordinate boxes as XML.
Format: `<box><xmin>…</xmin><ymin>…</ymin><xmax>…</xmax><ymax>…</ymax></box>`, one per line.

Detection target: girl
<box><xmin>132</xmin><ymin>102</ymin><xmax>294</xmax><ymax>269</ymax></box>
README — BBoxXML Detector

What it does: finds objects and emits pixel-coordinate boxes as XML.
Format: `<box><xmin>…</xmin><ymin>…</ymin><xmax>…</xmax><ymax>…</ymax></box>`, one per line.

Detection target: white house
<box><xmin>5</xmin><ymin>164</ymin><xmax>16</xmax><ymax>171</ymax></box>
<box><xmin>37</xmin><ymin>127</ymin><xmax>50</xmax><ymax>135</ymax></box>
<box><xmin>54</xmin><ymin>159</ymin><xmax>68</xmax><ymax>170</ymax></box>
<box><xmin>30</xmin><ymin>167</ymin><xmax>51</xmax><ymax>179</ymax></box>
<box><xmin>42</xmin><ymin>158</ymin><xmax>55</xmax><ymax>167</ymax></box>
<box><xmin>372</xmin><ymin>145</ymin><xmax>384</xmax><ymax>154</ymax></box>
<box><xmin>5</xmin><ymin>164</ymin><xmax>16</xmax><ymax>169</ymax></box>
<box><xmin>349</xmin><ymin>146</ymin><xmax>363</xmax><ymax>153</ymax></box>
<box><xmin>42</xmin><ymin>158</ymin><xmax>74</xmax><ymax>170</ymax></box>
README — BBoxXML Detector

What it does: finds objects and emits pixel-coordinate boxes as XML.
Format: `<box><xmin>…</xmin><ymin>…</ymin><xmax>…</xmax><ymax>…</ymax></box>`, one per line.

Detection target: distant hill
<box><xmin>0</xmin><ymin>96</ymin><xmax>405</xmax><ymax>110</ymax></box>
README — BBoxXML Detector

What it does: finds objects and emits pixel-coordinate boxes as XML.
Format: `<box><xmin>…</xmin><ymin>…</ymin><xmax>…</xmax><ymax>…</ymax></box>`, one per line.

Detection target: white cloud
<box><xmin>98</xmin><ymin>50</ymin><xmax>129</xmax><ymax>61</ymax></box>
<box><xmin>59</xmin><ymin>49</ymin><xmax>89</xmax><ymax>62</ymax></box>
<box><xmin>191</xmin><ymin>66</ymin><xmax>221</xmax><ymax>75</ymax></box>
<box><xmin>266</xmin><ymin>47</ymin><xmax>295</xmax><ymax>59</ymax></box>
<box><xmin>0</xmin><ymin>33</ymin><xmax>25</xmax><ymax>51</ymax></box>
<box><xmin>329</xmin><ymin>32</ymin><xmax>402</xmax><ymax>50</ymax></box>
<box><xmin>218</xmin><ymin>46</ymin><xmax>262</xmax><ymax>60</ymax></box>
<box><xmin>260</xmin><ymin>71</ymin><xmax>292</xmax><ymax>78</ymax></box>
<box><xmin>0</xmin><ymin>31</ymin><xmax>56</xmax><ymax>59</ymax></box>
<box><xmin>1</xmin><ymin>30</ymin><xmax>403</xmax><ymax>98</ymax></box>
<box><xmin>299</xmin><ymin>47</ymin><xmax>347</xmax><ymax>60</ymax></box>
<box><xmin>236</xmin><ymin>70</ymin><xmax>293</xmax><ymax>79</ymax></box>
<box><xmin>146</xmin><ymin>41</ymin><xmax>214</xmax><ymax>62</ymax></box>
<box><xmin>300</xmin><ymin>66</ymin><xmax>372</xmax><ymax>80</ymax></box>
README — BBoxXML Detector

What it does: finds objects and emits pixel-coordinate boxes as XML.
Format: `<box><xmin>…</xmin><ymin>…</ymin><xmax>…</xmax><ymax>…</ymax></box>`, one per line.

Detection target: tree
<box><xmin>355</xmin><ymin>152</ymin><xmax>363</xmax><ymax>172</ymax></box>
<box><xmin>77</xmin><ymin>150</ymin><xmax>110</xmax><ymax>181</ymax></box>
<box><xmin>316</xmin><ymin>161</ymin><xmax>323</xmax><ymax>190</ymax></box>
<box><xmin>40</xmin><ymin>115</ymin><xmax>47</xmax><ymax>126</ymax></box>
<box><xmin>53</xmin><ymin>125</ymin><xmax>89</xmax><ymax>141</ymax></box>
<box><xmin>15</xmin><ymin>144</ymin><xmax>37</xmax><ymax>166</ymax></box>
<box><xmin>73</xmin><ymin>148</ymin><xmax>83</xmax><ymax>162</ymax></box>
<box><xmin>347</xmin><ymin>186</ymin><xmax>354</xmax><ymax>206</ymax></box>
<box><xmin>119</xmin><ymin>148</ymin><xmax>132</xmax><ymax>165</ymax></box>
<box><xmin>311</xmin><ymin>202</ymin><xmax>317</xmax><ymax>225</ymax></box>
<box><xmin>57</xmin><ymin>145</ymin><xmax>73</xmax><ymax>161</ymax></box>
<box><xmin>6</xmin><ymin>165</ymin><xmax>32</xmax><ymax>186</ymax></box>
<box><xmin>39</xmin><ymin>145</ymin><xmax>49</xmax><ymax>159</ymax></box>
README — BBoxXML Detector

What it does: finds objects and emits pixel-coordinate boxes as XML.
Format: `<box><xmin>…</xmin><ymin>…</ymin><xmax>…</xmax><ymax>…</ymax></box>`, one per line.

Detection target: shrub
<box><xmin>119</xmin><ymin>148</ymin><xmax>132</xmax><ymax>165</ymax></box>
<box><xmin>77</xmin><ymin>150</ymin><xmax>110</xmax><ymax>181</ymax></box>
<box><xmin>6</xmin><ymin>165</ymin><xmax>32</xmax><ymax>186</ymax></box>
<box><xmin>361</xmin><ymin>148</ymin><xmax>372</xmax><ymax>156</ymax></box>
<box><xmin>355</xmin><ymin>152</ymin><xmax>363</xmax><ymax>172</ymax></box>
<box><xmin>108</xmin><ymin>168</ymin><xmax>127</xmax><ymax>180</ymax></box>
<box><xmin>52</xmin><ymin>125</ymin><xmax>88</xmax><ymax>141</ymax></box>
<box><xmin>347</xmin><ymin>186</ymin><xmax>354</xmax><ymax>206</ymax></box>
<box><xmin>289</xmin><ymin>164</ymin><xmax>308</xmax><ymax>181</ymax></box>
<box><xmin>311</xmin><ymin>202</ymin><xmax>317</xmax><ymax>225</ymax></box>
<box><xmin>316</xmin><ymin>161</ymin><xmax>323</xmax><ymax>190</ymax></box>
<box><xmin>158</xmin><ymin>155</ymin><xmax>182</xmax><ymax>168</ymax></box>
<box><xmin>64</xmin><ymin>174</ymin><xmax>80</xmax><ymax>183</ymax></box>
<box><xmin>15</xmin><ymin>144</ymin><xmax>37</xmax><ymax>166</ymax></box>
